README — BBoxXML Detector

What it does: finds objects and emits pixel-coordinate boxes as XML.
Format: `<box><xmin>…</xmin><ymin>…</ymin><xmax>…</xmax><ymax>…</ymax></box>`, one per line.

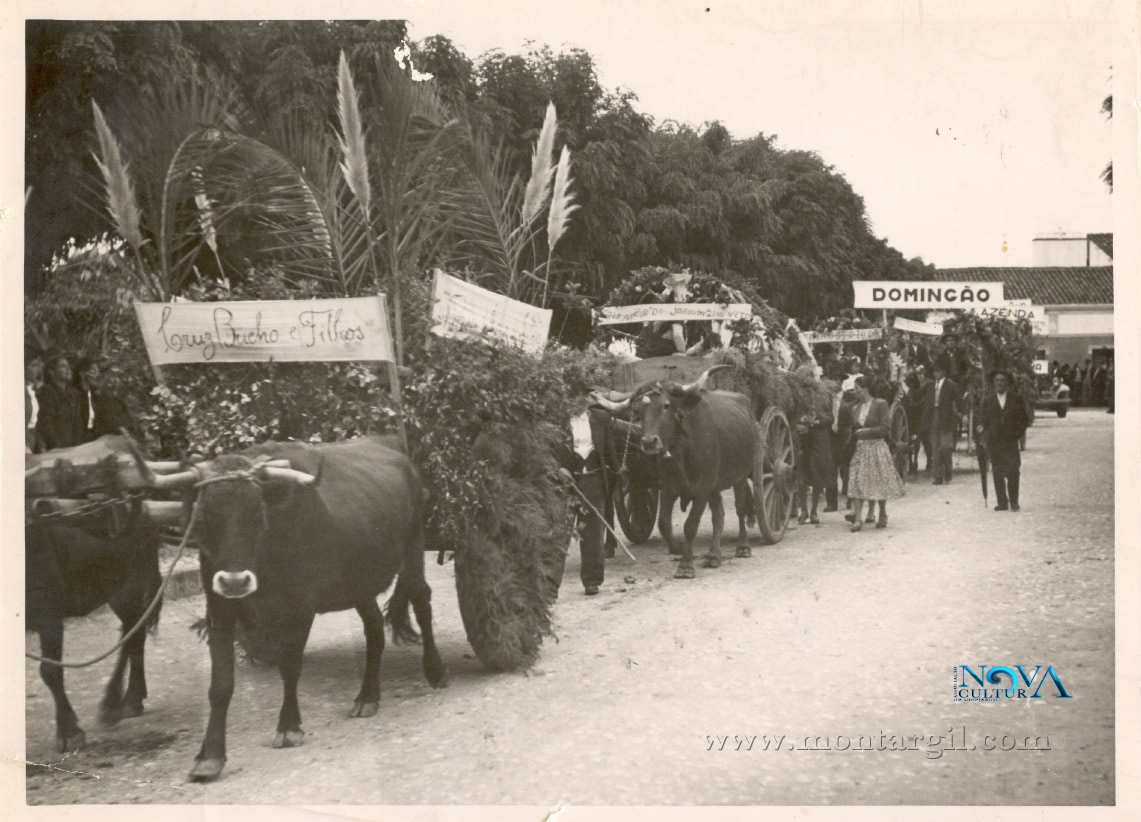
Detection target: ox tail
<box><xmin>384</xmin><ymin>572</ymin><xmax>423</xmax><ymax>645</ymax></box>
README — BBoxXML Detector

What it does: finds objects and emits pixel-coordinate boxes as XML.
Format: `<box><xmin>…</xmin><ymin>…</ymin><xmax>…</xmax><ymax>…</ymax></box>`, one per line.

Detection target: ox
<box><xmin>140</xmin><ymin>436</ymin><xmax>448</xmax><ymax>782</ymax></box>
<box><xmin>26</xmin><ymin>497</ymin><xmax>162</xmax><ymax>752</ymax></box>
<box><xmin>601</xmin><ymin>365</ymin><xmax>756</xmax><ymax>579</ymax></box>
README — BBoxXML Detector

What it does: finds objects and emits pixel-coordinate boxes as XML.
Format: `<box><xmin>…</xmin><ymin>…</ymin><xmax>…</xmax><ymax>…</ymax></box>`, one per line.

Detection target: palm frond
<box><xmin>337</xmin><ymin>51</ymin><xmax>372</xmax><ymax>221</ymax></box>
<box><xmin>521</xmin><ymin>102</ymin><xmax>557</xmax><ymax>226</ymax></box>
<box><xmin>91</xmin><ymin>101</ymin><xmax>144</xmax><ymax>251</ymax></box>
<box><xmin>547</xmin><ymin>145</ymin><xmax>579</xmax><ymax>253</ymax></box>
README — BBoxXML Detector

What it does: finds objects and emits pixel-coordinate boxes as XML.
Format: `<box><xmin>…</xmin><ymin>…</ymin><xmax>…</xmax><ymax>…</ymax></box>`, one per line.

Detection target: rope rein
<box><xmin>26</xmin><ymin>501</ymin><xmax>203</xmax><ymax>669</ymax></box>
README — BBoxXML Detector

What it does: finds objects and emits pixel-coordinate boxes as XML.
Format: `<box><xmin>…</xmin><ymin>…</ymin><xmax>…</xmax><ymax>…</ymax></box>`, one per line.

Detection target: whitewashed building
<box><xmin>934</xmin><ymin>233</ymin><xmax>1113</xmax><ymax>367</ymax></box>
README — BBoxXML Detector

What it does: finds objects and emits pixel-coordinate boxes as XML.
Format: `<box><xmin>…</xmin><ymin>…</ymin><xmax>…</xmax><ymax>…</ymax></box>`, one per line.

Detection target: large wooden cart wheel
<box><xmin>613</xmin><ymin>469</ymin><xmax>658</xmax><ymax>545</ymax></box>
<box><xmin>754</xmin><ymin>406</ymin><xmax>795</xmax><ymax>545</ymax></box>
<box><xmin>888</xmin><ymin>400</ymin><xmax>910</xmax><ymax>479</ymax></box>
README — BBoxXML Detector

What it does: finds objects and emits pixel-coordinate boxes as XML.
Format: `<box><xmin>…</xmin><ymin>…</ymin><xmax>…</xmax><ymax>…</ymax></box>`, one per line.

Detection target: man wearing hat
<box><xmin>925</xmin><ymin>353</ymin><xmax>961</xmax><ymax>485</ymax></box>
<box><xmin>977</xmin><ymin>369</ymin><xmax>1030</xmax><ymax>511</ymax></box>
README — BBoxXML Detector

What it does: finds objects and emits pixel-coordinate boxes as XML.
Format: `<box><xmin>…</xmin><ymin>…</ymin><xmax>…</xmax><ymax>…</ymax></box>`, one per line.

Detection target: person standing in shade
<box><xmin>1106</xmin><ymin>362</ymin><xmax>1115</xmax><ymax>414</ymax></box>
<box><xmin>794</xmin><ymin>366</ymin><xmax>836</xmax><ymax>525</ymax></box>
<box><xmin>36</xmin><ymin>354</ymin><xmax>82</xmax><ymax>451</ymax></box>
<box><xmin>976</xmin><ymin>369</ymin><xmax>1030</xmax><ymax>512</ymax></box>
<box><xmin>925</xmin><ymin>354</ymin><xmax>961</xmax><ymax>485</ymax></box>
<box><xmin>823</xmin><ymin>371</ymin><xmax>852</xmax><ymax>512</ymax></box>
<box><xmin>74</xmin><ymin>357</ymin><xmax>137</xmax><ymax>443</ymax></box>
<box><xmin>25</xmin><ymin>353</ymin><xmax>46</xmax><ymax>454</ymax></box>
<box><xmin>844</xmin><ymin>376</ymin><xmax>904</xmax><ymax>531</ymax></box>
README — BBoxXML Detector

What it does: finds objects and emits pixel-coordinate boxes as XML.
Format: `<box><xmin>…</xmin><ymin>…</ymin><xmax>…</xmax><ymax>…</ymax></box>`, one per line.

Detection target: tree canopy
<box><xmin>25</xmin><ymin>21</ymin><xmax>933</xmax><ymax>334</ymax></box>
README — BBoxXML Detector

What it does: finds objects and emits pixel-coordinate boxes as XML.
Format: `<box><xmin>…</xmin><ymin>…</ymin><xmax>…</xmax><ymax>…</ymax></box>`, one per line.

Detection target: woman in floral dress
<box><xmin>844</xmin><ymin>375</ymin><xmax>904</xmax><ymax>531</ymax></box>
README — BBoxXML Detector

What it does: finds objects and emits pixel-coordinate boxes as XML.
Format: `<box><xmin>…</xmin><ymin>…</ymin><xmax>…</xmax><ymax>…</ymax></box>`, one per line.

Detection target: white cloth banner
<box><xmin>893</xmin><ymin>316</ymin><xmax>945</xmax><ymax>336</ymax></box>
<box><xmin>801</xmin><ymin>327</ymin><xmax>884</xmax><ymax>344</ymax></box>
<box><xmin>853</xmin><ymin>281</ymin><xmax>1005</xmax><ymax>309</ymax></box>
<box><xmin>430</xmin><ymin>270</ymin><xmax>552</xmax><ymax>356</ymax></box>
<box><xmin>134</xmin><ymin>296</ymin><xmax>394</xmax><ymax>364</ymax></box>
<box><xmin>594</xmin><ymin>302</ymin><xmax>753</xmax><ymax>325</ymax></box>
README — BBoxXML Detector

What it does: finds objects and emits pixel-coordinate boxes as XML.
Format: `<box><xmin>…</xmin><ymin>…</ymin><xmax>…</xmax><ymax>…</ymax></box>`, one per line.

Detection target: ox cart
<box><xmin>599</xmin><ymin>353</ymin><xmax>799</xmax><ymax>546</ymax></box>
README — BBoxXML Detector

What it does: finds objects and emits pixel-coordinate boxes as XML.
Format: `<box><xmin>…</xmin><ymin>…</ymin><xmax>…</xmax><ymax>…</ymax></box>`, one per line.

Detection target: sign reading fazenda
<box><xmin>853</xmin><ymin>281</ymin><xmax>1005</xmax><ymax>309</ymax></box>
<box><xmin>134</xmin><ymin>296</ymin><xmax>395</xmax><ymax>365</ymax></box>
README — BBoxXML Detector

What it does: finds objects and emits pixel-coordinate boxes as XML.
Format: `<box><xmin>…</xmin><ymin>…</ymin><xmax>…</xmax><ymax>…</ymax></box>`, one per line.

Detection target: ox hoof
<box><xmin>349</xmin><ymin>699</ymin><xmax>379</xmax><ymax>718</ymax></box>
<box><xmin>674</xmin><ymin>564</ymin><xmax>696</xmax><ymax>580</ymax></box>
<box><xmin>56</xmin><ymin>729</ymin><xmax>86</xmax><ymax>753</ymax></box>
<box><xmin>426</xmin><ymin>663</ymin><xmax>450</xmax><ymax>689</ymax></box>
<box><xmin>702</xmin><ymin>555</ymin><xmax>722</xmax><ymax>569</ymax></box>
<box><xmin>272</xmin><ymin>729</ymin><xmax>305</xmax><ymax>749</ymax></box>
<box><xmin>98</xmin><ymin>705</ymin><xmax>122</xmax><ymax>728</ymax></box>
<box><xmin>735</xmin><ymin>546</ymin><xmax>752</xmax><ymax>558</ymax></box>
<box><xmin>189</xmin><ymin>758</ymin><xmax>225</xmax><ymax>782</ymax></box>
<box><xmin>121</xmin><ymin>701</ymin><xmax>145</xmax><ymax>719</ymax></box>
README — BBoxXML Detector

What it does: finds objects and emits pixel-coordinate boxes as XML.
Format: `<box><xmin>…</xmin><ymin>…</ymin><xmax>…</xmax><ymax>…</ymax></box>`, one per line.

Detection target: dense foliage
<box><xmin>27</xmin><ymin>21</ymin><xmax>933</xmax><ymax>330</ymax></box>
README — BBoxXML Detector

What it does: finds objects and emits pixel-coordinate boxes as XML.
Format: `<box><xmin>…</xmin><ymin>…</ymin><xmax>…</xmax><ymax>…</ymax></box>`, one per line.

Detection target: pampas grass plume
<box><xmin>521</xmin><ymin>102</ymin><xmax>557</xmax><ymax>226</ymax></box>
<box><xmin>91</xmin><ymin>100</ymin><xmax>143</xmax><ymax>250</ymax></box>
<box><xmin>546</xmin><ymin>145</ymin><xmax>579</xmax><ymax>252</ymax></box>
<box><xmin>337</xmin><ymin>51</ymin><xmax>372</xmax><ymax>219</ymax></box>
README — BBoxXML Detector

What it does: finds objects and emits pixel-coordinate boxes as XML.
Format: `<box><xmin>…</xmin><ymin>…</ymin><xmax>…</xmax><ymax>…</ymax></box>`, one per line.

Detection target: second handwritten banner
<box><xmin>133</xmin><ymin>296</ymin><xmax>394</xmax><ymax>364</ymax></box>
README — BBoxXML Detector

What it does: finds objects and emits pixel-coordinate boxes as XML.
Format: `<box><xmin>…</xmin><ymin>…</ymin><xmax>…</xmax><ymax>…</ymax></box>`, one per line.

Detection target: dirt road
<box><xmin>22</xmin><ymin>410</ymin><xmax>1114</xmax><ymax>805</ymax></box>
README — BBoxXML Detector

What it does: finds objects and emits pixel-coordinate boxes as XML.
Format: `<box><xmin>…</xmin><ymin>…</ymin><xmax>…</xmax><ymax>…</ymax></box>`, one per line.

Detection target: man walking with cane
<box><xmin>926</xmin><ymin>353</ymin><xmax>961</xmax><ymax>485</ymax></box>
<box><xmin>976</xmin><ymin>369</ymin><xmax>1030</xmax><ymax>511</ymax></box>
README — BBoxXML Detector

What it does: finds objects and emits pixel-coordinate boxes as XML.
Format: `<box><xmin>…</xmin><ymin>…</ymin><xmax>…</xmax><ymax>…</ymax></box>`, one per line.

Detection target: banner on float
<box><xmin>968</xmin><ymin>303</ymin><xmax>1047</xmax><ymax>335</ymax></box>
<box><xmin>853</xmin><ymin>281</ymin><xmax>1005</xmax><ymax>309</ymax></box>
<box><xmin>594</xmin><ymin>302</ymin><xmax>753</xmax><ymax>325</ymax></box>
<box><xmin>134</xmin><ymin>296</ymin><xmax>394</xmax><ymax>365</ymax></box>
<box><xmin>893</xmin><ymin>316</ymin><xmax>945</xmax><ymax>336</ymax></box>
<box><xmin>430</xmin><ymin>270</ymin><xmax>552</xmax><ymax>356</ymax></box>
<box><xmin>800</xmin><ymin>327</ymin><xmax>884</xmax><ymax>344</ymax></box>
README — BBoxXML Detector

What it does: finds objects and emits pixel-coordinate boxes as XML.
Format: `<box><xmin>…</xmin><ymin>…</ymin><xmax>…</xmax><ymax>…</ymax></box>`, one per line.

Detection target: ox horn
<box><xmin>121</xmin><ymin>429</ymin><xmax>200</xmax><ymax>490</ymax></box>
<box><xmin>675</xmin><ymin>363</ymin><xmax>734</xmax><ymax>397</ymax></box>
<box><xmin>590</xmin><ymin>391</ymin><xmax>631</xmax><ymax>413</ymax></box>
<box><xmin>259</xmin><ymin>466</ymin><xmax>317</xmax><ymax>486</ymax></box>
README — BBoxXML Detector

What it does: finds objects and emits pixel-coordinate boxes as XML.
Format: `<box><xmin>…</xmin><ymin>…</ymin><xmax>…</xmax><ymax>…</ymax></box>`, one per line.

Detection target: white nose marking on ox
<box><xmin>212</xmin><ymin>570</ymin><xmax>258</xmax><ymax>599</ymax></box>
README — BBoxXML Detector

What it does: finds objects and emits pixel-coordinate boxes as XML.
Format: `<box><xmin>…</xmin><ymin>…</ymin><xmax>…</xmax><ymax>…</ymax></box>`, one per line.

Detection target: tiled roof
<box><xmin>1088</xmin><ymin>233</ymin><xmax>1113</xmax><ymax>259</ymax></box>
<box><xmin>930</xmin><ymin>267</ymin><xmax>1114</xmax><ymax>306</ymax></box>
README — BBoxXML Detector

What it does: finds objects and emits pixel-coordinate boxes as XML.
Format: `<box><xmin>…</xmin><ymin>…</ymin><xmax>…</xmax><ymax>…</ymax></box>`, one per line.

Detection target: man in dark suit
<box><xmin>74</xmin><ymin>357</ymin><xmax>137</xmax><ymax>443</ymax></box>
<box><xmin>924</xmin><ymin>354</ymin><xmax>961</xmax><ymax>485</ymax></box>
<box><xmin>977</xmin><ymin>369</ymin><xmax>1030</xmax><ymax>511</ymax></box>
<box><xmin>36</xmin><ymin>354</ymin><xmax>82</xmax><ymax>451</ymax></box>
<box><xmin>554</xmin><ymin>405</ymin><xmax>620</xmax><ymax>596</ymax></box>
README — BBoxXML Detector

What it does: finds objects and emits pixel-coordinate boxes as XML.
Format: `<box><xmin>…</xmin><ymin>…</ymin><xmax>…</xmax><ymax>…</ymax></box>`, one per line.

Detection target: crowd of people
<box><xmin>24</xmin><ymin>351</ymin><xmax>135</xmax><ymax>455</ymax></box>
<box><xmin>792</xmin><ymin>351</ymin><xmax>1033</xmax><ymax>533</ymax></box>
<box><xmin>1048</xmin><ymin>358</ymin><xmax>1114</xmax><ymax>411</ymax></box>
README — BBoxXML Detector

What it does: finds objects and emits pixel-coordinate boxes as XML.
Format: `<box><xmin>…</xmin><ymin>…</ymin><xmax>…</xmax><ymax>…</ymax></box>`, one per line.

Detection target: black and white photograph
<box><xmin>4</xmin><ymin>0</ymin><xmax>1139</xmax><ymax>817</ymax></box>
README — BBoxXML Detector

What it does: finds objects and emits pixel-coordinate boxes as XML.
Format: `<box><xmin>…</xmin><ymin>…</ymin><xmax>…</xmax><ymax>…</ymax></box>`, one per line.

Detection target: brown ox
<box><xmin>139</xmin><ymin>436</ymin><xmax>448</xmax><ymax>782</ymax></box>
<box><xmin>601</xmin><ymin>365</ymin><xmax>756</xmax><ymax>579</ymax></box>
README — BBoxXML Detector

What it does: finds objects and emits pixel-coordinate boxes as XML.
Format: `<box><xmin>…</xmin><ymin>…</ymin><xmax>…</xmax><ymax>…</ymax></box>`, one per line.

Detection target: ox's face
<box><xmin>194</xmin><ymin>478</ymin><xmax>268</xmax><ymax>599</ymax></box>
<box><xmin>638</xmin><ymin>386</ymin><xmax>700</xmax><ymax>458</ymax></box>
<box><xmin>190</xmin><ymin>455</ymin><xmax>305</xmax><ymax>600</ymax></box>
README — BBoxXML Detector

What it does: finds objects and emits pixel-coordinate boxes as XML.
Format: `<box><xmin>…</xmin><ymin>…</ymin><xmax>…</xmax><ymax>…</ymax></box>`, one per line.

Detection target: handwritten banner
<box><xmin>594</xmin><ymin>303</ymin><xmax>753</xmax><ymax>325</ymax></box>
<box><xmin>431</xmin><ymin>270</ymin><xmax>552</xmax><ymax>356</ymax></box>
<box><xmin>853</xmin><ymin>281</ymin><xmax>1005</xmax><ymax>309</ymax></box>
<box><xmin>800</xmin><ymin>327</ymin><xmax>884</xmax><ymax>344</ymax></box>
<box><xmin>893</xmin><ymin>316</ymin><xmax>945</xmax><ymax>336</ymax></box>
<box><xmin>134</xmin><ymin>297</ymin><xmax>394</xmax><ymax>365</ymax></box>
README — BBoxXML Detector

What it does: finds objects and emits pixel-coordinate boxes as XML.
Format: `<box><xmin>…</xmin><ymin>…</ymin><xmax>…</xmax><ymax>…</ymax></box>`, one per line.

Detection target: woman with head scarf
<box><xmin>843</xmin><ymin>375</ymin><xmax>905</xmax><ymax>531</ymax></box>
